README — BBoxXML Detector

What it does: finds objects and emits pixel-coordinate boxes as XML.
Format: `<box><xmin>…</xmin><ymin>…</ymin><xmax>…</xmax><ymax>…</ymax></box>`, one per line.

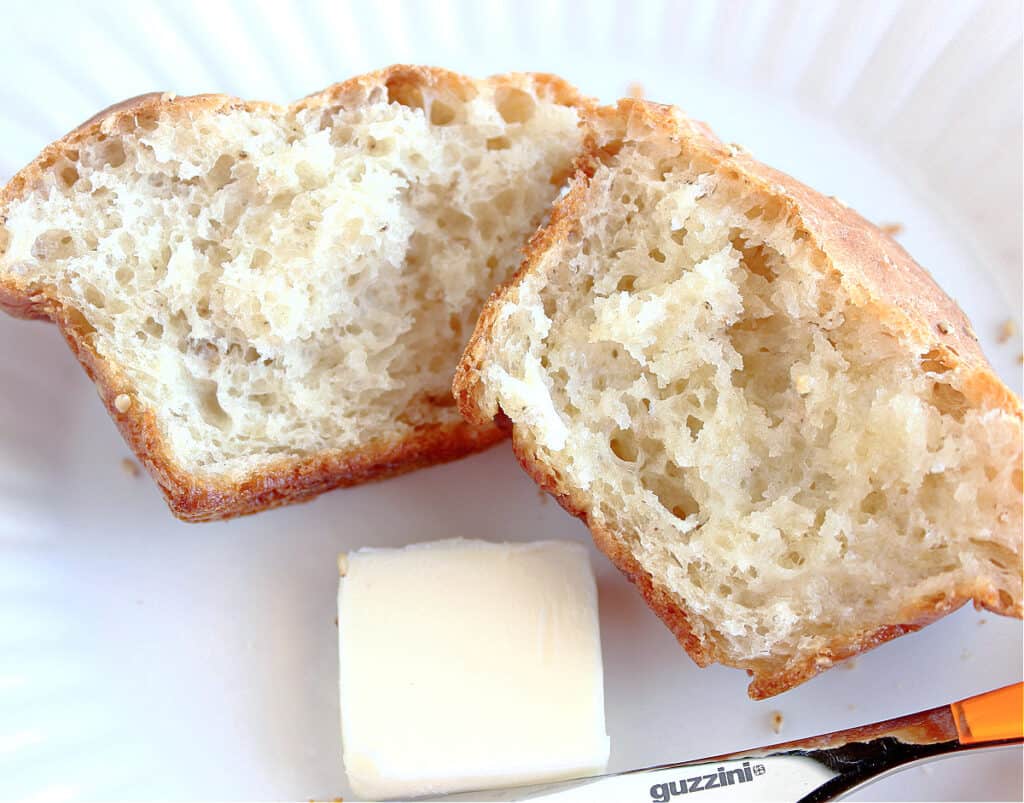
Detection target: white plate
<box><xmin>1</xmin><ymin>1</ymin><xmax>1021</xmax><ymax>800</ymax></box>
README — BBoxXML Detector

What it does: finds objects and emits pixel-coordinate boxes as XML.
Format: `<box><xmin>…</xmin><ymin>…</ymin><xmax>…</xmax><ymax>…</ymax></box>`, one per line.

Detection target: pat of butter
<box><xmin>338</xmin><ymin>538</ymin><xmax>610</xmax><ymax>800</ymax></box>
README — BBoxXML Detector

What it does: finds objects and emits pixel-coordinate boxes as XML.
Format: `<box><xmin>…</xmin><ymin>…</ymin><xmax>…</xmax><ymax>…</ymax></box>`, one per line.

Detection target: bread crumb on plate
<box><xmin>770</xmin><ymin>710</ymin><xmax>784</xmax><ymax>734</ymax></box>
<box><xmin>996</xmin><ymin>319</ymin><xmax>1015</xmax><ymax>344</ymax></box>
<box><xmin>120</xmin><ymin>457</ymin><xmax>141</xmax><ymax>477</ymax></box>
<box><xmin>879</xmin><ymin>222</ymin><xmax>904</xmax><ymax>236</ymax></box>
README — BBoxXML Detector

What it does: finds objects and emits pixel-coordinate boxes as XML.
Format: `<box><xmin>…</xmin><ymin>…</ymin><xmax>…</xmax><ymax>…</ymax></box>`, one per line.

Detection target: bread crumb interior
<box><xmin>482</xmin><ymin>141</ymin><xmax>1022</xmax><ymax>662</ymax></box>
<box><xmin>0</xmin><ymin>80</ymin><xmax>582</xmax><ymax>477</ymax></box>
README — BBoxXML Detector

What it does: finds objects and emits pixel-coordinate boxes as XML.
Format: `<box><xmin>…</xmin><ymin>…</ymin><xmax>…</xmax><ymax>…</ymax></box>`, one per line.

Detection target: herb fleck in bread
<box><xmin>455</xmin><ymin>99</ymin><xmax>1023</xmax><ymax>698</ymax></box>
<box><xmin>0</xmin><ymin>66</ymin><xmax>590</xmax><ymax>521</ymax></box>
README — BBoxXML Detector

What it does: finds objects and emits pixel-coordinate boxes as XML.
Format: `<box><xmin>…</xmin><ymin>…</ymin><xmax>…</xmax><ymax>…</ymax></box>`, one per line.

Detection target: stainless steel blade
<box><xmin>427</xmin><ymin>695</ymin><xmax>1023</xmax><ymax>802</ymax></box>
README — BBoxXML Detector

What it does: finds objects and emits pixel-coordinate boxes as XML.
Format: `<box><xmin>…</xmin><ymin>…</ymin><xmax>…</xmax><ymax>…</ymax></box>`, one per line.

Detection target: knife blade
<box><xmin>428</xmin><ymin>682</ymin><xmax>1022</xmax><ymax>802</ymax></box>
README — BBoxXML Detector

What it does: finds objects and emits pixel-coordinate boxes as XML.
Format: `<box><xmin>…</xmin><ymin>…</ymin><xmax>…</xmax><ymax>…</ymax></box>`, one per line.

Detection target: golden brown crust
<box><xmin>454</xmin><ymin>98</ymin><xmax>1023</xmax><ymax>698</ymax></box>
<box><xmin>0</xmin><ymin>65</ymin><xmax>592</xmax><ymax>522</ymax></box>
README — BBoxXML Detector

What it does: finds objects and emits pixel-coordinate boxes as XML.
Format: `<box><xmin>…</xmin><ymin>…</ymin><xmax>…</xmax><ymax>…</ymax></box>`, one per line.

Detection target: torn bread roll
<box><xmin>455</xmin><ymin>99</ymin><xmax>1023</xmax><ymax>698</ymax></box>
<box><xmin>0</xmin><ymin>65</ymin><xmax>592</xmax><ymax>520</ymax></box>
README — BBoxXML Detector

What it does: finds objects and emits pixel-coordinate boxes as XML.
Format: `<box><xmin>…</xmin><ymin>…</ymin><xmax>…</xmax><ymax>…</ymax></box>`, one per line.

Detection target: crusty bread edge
<box><xmin>0</xmin><ymin>65</ymin><xmax>593</xmax><ymax>522</ymax></box>
<box><xmin>454</xmin><ymin>98</ymin><xmax>1023</xmax><ymax>698</ymax></box>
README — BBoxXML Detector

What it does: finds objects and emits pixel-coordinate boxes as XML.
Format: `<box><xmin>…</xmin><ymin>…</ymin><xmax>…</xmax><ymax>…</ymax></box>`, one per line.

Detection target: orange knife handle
<box><xmin>950</xmin><ymin>682</ymin><xmax>1023</xmax><ymax>745</ymax></box>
